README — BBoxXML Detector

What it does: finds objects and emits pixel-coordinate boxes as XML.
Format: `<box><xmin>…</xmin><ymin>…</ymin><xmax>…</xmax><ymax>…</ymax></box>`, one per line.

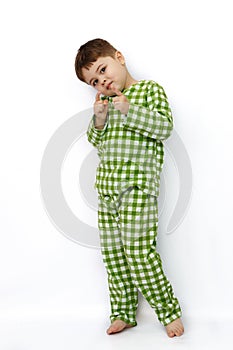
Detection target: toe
<box><xmin>168</xmin><ymin>331</ymin><xmax>175</xmax><ymax>338</ymax></box>
<box><xmin>107</xmin><ymin>320</ymin><xmax>125</xmax><ymax>334</ymax></box>
<box><xmin>175</xmin><ymin>326</ymin><xmax>184</xmax><ymax>336</ymax></box>
<box><xmin>165</xmin><ymin>318</ymin><xmax>184</xmax><ymax>338</ymax></box>
<box><xmin>107</xmin><ymin>325</ymin><xmax>115</xmax><ymax>334</ymax></box>
<box><xmin>107</xmin><ymin>325</ymin><xmax>117</xmax><ymax>334</ymax></box>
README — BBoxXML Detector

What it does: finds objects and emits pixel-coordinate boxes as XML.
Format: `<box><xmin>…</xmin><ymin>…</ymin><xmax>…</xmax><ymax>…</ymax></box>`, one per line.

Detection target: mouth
<box><xmin>106</xmin><ymin>82</ymin><xmax>113</xmax><ymax>90</ymax></box>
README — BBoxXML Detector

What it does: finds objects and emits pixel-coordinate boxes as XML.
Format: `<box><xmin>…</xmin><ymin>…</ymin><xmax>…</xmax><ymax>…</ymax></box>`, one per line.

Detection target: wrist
<box><xmin>93</xmin><ymin>114</ymin><xmax>107</xmax><ymax>129</ymax></box>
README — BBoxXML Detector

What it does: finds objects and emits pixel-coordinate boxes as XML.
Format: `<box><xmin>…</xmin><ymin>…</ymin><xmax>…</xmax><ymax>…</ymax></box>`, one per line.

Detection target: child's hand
<box><xmin>112</xmin><ymin>87</ymin><xmax>129</xmax><ymax>115</ymax></box>
<box><xmin>94</xmin><ymin>91</ymin><xmax>108</xmax><ymax>128</ymax></box>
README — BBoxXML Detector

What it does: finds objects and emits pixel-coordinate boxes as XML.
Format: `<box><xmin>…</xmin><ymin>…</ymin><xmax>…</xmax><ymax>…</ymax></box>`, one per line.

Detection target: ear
<box><xmin>115</xmin><ymin>51</ymin><xmax>125</xmax><ymax>65</ymax></box>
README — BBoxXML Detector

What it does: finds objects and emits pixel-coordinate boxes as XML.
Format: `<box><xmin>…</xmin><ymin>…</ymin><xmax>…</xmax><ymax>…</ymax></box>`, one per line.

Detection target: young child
<box><xmin>75</xmin><ymin>38</ymin><xmax>184</xmax><ymax>337</ymax></box>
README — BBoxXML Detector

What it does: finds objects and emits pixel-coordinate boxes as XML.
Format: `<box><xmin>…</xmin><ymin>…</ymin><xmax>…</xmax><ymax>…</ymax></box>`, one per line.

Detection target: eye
<box><xmin>93</xmin><ymin>79</ymin><xmax>98</xmax><ymax>86</ymax></box>
<box><xmin>100</xmin><ymin>67</ymin><xmax>106</xmax><ymax>73</ymax></box>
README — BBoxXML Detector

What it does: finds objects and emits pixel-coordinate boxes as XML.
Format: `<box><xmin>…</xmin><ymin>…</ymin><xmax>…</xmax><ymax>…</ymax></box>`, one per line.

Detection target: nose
<box><xmin>101</xmin><ymin>78</ymin><xmax>106</xmax><ymax>86</ymax></box>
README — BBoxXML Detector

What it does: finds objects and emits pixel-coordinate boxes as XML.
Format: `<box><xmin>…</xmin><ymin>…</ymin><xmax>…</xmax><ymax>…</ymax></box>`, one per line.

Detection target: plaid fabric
<box><xmin>87</xmin><ymin>80</ymin><xmax>173</xmax><ymax>197</ymax></box>
<box><xmin>87</xmin><ymin>80</ymin><xmax>181</xmax><ymax>326</ymax></box>
<box><xmin>98</xmin><ymin>186</ymin><xmax>182</xmax><ymax>326</ymax></box>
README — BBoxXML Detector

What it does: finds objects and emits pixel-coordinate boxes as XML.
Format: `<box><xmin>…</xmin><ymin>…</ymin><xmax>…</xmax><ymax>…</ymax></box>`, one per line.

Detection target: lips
<box><xmin>106</xmin><ymin>82</ymin><xmax>113</xmax><ymax>90</ymax></box>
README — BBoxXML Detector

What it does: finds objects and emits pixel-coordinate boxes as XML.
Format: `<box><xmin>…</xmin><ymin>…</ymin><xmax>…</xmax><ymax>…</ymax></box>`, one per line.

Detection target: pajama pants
<box><xmin>97</xmin><ymin>185</ymin><xmax>182</xmax><ymax>326</ymax></box>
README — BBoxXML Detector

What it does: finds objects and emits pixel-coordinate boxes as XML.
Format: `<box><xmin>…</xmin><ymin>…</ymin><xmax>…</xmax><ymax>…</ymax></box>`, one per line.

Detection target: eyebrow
<box><xmin>89</xmin><ymin>63</ymin><xmax>103</xmax><ymax>85</ymax></box>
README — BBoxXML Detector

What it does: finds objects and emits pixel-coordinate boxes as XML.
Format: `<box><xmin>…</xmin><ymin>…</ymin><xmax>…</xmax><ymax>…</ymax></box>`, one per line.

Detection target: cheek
<box><xmin>95</xmin><ymin>86</ymin><xmax>106</xmax><ymax>95</ymax></box>
<box><xmin>97</xmin><ymin>85</ymin><xmax>104</xmax><ymax>91</ymax></box>
<box><xmin>81</xmin><ymin>68</ymin><xmax>90</xmax><ymax>83</ymax></box>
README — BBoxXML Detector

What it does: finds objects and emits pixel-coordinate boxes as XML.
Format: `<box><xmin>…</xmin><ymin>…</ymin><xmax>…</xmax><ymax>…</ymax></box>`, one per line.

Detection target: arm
<box><xmin>86</xmin><ymin>91</ymin><xmax>109</xmax><ymax>148</ymax></box>
<box><xmin>123</xmin><ymin>82</ymin><xmax>173</xmax><ymax>140</ymax></box>
<box><xmin>86</xmin><ymin>113</ymin><xmax>108</xmax><ymax>148</ymax></box>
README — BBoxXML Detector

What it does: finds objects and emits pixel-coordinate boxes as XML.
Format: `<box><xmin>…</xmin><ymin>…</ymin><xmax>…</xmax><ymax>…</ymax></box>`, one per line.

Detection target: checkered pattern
<box><xmin>98</xmin><ymin>186</ymin><xmax>182</xmax><ymax>326</ymax></box>
<box><xmin>87</xmin><ymin>80</ymin><xmax>173</xmax><ymax>197</ymax></box>
<box><xmin>87</xmin><ymin>80</ymin><xmax>182</xmax><ymax>326</ymax></box>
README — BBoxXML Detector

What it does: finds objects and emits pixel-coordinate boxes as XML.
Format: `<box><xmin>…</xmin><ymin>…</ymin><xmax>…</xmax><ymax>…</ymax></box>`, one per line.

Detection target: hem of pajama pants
<box><xmin>159</xmin><ymin>309</ymin><xmax>182</xmax><ymax>326</ymax></box>
<box><xmin>110</xmin><ymin>316</ymin><xmax>137</xmax><ymax>327</ymax></box>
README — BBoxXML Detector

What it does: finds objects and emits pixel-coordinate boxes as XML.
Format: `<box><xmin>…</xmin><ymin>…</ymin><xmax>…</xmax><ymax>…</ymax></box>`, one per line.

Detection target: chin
<box><xmin>105</xmin><ymin>90</ymin><xmax>116</xmax><ymax>97</ymax></box>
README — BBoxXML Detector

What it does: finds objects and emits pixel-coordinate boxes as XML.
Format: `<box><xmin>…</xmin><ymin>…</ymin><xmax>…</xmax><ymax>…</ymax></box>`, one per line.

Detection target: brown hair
<box><xmin>75</xmin><ymin>38</ymin><xmax>117</xmax><ymax>82</ymax></box>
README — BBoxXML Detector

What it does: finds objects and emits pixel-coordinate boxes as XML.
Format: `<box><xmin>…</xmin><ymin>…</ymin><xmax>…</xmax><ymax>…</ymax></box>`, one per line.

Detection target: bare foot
<box><xmin>165</xmin><ymin>318</ymin><xmax>184</xmax><ymax>337</ymax></box>
<box><xmin>107</xmin><ymin>319</ymin><xmax>133</xmax><ymax>335</ymax></box>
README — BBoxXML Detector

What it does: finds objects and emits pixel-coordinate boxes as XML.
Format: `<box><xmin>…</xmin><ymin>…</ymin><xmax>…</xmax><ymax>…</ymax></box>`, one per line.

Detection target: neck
<box><xmin>124</xmin><ymin>72</ymin><xmax>138</xmax><ymax>89</ymax></box>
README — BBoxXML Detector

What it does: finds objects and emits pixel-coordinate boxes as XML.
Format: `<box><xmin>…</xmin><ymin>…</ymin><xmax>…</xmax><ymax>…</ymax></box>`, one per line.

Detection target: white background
<box><xmin>0</xmin><ymin>0</ymin><xmax>233</xmax><ymax>349</ymax></box>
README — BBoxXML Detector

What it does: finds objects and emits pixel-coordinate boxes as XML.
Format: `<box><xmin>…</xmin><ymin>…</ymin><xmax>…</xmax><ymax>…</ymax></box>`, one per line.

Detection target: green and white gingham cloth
<box><xmin>87</xmin><ymin>80</ymin><xmax>173</xmax><ymax>197</ymax></box>
<box><xmin>97</xmin><ymin>186</ymin><xmax>182</xmax><ymax>326</ymax></box>
<box><xmin>87</xmin><ymin>80</ymin><xmax>182</xmax><ymax>326</ymax></box>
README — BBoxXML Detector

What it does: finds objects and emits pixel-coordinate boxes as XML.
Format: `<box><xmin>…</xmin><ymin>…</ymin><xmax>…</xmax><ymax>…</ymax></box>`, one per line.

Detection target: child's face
<box><xmin>81</xmin><ymin>52</ymin><xmax>128</xmax><ymax>96</ymax></box>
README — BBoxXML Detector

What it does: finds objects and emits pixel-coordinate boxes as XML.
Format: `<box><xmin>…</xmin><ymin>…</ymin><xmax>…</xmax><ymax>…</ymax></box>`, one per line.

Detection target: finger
<box><xmin>95</xmin><ymin>91</ymin><xmax>101</xmax><ymax>101</ymax></box>
<box><xmin>111</xmin><ymin>86</ymin><xmax>123</xmax><ymax>96</ymax></box>
<box><xmin>95</xmin><ymin>98</ymin><xmax>108</xmax><ymax>105</ymax></box>
<box><xmin>112</xmin><ymin>96</ymin><xmax>120</xmax><ymax>103</ymax></box>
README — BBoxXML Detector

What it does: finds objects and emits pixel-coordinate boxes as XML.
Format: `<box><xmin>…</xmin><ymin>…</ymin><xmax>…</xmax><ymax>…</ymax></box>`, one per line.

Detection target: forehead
<box><xmin>82</xmin><ymin>56</ymin><xmax>115</xmax><ymax>83</ymax></box>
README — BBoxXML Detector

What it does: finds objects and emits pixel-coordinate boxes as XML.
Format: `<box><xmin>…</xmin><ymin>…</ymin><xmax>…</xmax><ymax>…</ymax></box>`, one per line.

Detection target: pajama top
<box><xmin>86</xmin><ymin>80</ymin><xmax>173</xmax><ymax>197</ymax></box>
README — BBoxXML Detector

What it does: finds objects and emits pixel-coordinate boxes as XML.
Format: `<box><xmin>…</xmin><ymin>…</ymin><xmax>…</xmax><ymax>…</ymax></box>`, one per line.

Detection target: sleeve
<box><xmin>86</xmin><ymin>114</ymin><xmax>108</xmax><ymax>148</ymax></box>
<box><xmin>122</xmin><ymin>82</ymin><xmax>173</xmax><ymax>140</ymax></box>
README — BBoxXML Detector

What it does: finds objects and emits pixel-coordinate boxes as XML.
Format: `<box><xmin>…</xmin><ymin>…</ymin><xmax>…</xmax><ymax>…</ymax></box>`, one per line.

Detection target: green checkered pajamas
<box><xmin>87</xmin><ymin>80</ymin><xmax>182</xmax><ymax>326</ymax></box>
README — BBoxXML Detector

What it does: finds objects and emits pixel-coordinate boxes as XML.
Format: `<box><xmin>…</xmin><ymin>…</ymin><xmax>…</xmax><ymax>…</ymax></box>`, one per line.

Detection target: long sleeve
<box><xmin>87</xmin><ymin>80</ymin><xmax>173</xmax><ymax>197</ymax></box>
<box><xmin>86</xmin><ymin>114</ymin><xmax>108</xmax><ymax>148</ymax></box>
<box><xmin>122</xmin><ymin>82</ymin><xmax>173</xmax><ymax>140</ymax></box>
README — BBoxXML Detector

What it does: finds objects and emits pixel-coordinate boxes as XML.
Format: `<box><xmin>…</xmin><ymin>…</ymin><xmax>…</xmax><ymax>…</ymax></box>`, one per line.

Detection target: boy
<box><xmin>75</xmin><ymin>38</ymin><xmax>184</xmax><ymax>337</ymax></box>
